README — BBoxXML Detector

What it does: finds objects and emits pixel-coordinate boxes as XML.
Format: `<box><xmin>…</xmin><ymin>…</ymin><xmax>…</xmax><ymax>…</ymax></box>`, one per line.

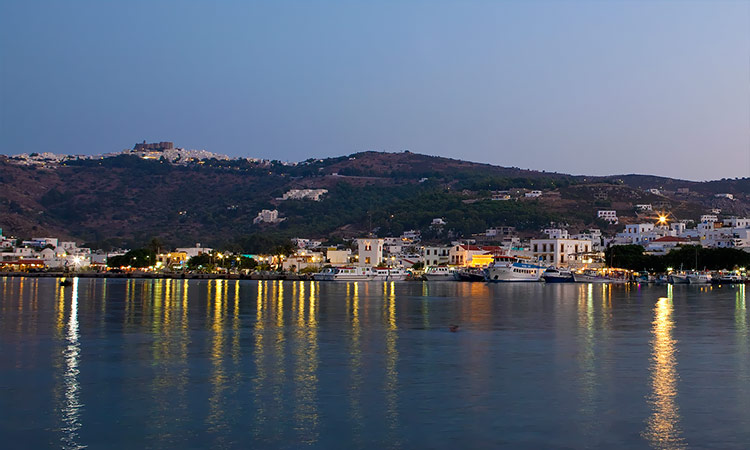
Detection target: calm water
<box><xmin>1</xmin><ymin>277</ymin><xmax>748</xmax><ymax>449</ymax></box>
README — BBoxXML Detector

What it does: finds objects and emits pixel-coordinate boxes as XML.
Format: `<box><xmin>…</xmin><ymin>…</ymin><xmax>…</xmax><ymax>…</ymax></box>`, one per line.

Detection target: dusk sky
<box><xmin>1</xmin><ymin>0</ymin><xmax>748</xmax><ymax>181</ymax></box>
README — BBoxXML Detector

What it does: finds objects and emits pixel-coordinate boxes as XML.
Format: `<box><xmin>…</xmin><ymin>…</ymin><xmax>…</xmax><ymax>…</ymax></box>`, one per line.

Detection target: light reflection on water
<box><xmin>60</xmin><ymin>277</ymin><xmax>84</xmax><ymax>450</ymax></box>
<box><xmin>644</xmin><ymin>285</ymin><xmax>685</xmax><ymax>450</ymax></box>
<box><xmin>4</xmin><ymin>278</ymin><xmax>750</xmax><ymax>448</ymax></box>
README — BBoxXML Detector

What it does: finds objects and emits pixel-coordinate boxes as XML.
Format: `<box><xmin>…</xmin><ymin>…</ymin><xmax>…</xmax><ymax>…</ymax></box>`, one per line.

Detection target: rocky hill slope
<box><xmin>0</xmin><ymin>151</ymin><xmax>747</xmax><ymax>252</ymax></box>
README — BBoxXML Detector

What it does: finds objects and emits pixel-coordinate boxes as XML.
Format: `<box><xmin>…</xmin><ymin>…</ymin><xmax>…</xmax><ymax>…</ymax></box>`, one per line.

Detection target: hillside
<box><xmin>0</xmin><ymin>151</ymin><xmax>747</xmax><ymax>252</ymax></box>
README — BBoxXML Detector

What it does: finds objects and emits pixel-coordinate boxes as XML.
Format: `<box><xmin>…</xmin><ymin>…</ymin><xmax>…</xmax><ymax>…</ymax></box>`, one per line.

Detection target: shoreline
<box><xmin>0</xmin><ymin>271</ymin><xmax>312</xmax><ymax>281</ymax></box>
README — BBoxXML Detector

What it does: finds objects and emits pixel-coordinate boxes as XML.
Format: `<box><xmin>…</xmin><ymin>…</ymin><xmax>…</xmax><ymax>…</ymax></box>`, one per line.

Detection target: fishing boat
<box><xmin>542</xmin><ymin>267</ymin><xmax>575</xmax><ymax>283</ymax></box>
<box><xmin>484</xmin><ymin>256</ymin><xmax>545</xmax><ymax>282</ymax></box>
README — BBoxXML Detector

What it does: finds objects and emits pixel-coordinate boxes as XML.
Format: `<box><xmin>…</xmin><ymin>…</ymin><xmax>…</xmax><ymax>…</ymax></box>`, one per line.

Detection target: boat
<box><xmin>484</xmin><ymin>256</ymin><xmax>545</xmax><ymax>282</ymax></box>
<box><xmin>370</xmin><ymin>267</ymin><xmax>408</xmax><ymax>281</ymax></box>
<box><xmin>59</xmin><ymin>279</ymin><xmax>73</xmax><ymax>287</ymax></box>
<box><xmin>424</xmin><ymin>266</ymin><xmax>456</xmax><ymax>280</ymax></box>
<box><xmin>573</xmin><ymin>269</ymin><xmax>629</xmax><ymax>284</ymax></box>
<box><xmin>686</xmin><ymin>271</ymin><xmax>712</xmax><ymax>285</ymax></box>
<box><xmin>634</xmin><ymin>271</ymin><xmax>655</xmax><ymax>284</ymax></box>
<box><xmin>542</xmin><ymin>267</ymin><xmax>575</xmax><ymax>283</ymax></box>
<box><xmin>313</xmin><ymin>266</ymin><xmax>408</xmax><ymax>281</ymax></box>
<box><xmin>668</xmin><ymin>273</ymin><xmax>689</xmax><ymax>284</ymax></box>
<box><xmin>453</xmin><ymin>267</ymin><xmax>486</xmax><ymax>282</ymax></box>
<box><xmin>712</xmin><ymin>272</ymin><xmax>742</xmax><ymax>284</ymax></box>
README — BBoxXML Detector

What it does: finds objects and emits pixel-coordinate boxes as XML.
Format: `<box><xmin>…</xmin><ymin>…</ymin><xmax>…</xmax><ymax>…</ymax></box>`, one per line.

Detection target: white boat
<box><xmin>713</xmin><ymin>272</ymin><xmax>742</xmax><ymax>284</ymax></box>
<box><xmin>668</xmin><ymin>273</ymin><xmax>689</xmax><ymax>284</ymax></box>
<box><xmin>313</xmin><ymin>266</ymin><xmax>407</xmax><ymax>281</ymax></box>
<box><xmin>573</xmin><ymin>269</ymin><xmax>629</xmax><ymax>284</ymax></box>
<box><xmin>686</xmin><ymin>271</ymin><xmax>712</xmax><ymax>284</ymax></box>
<box><xmin>542</xmin><ymin>267</ymin><xmax>575</xmax><ymax>283</ymax></box>
<box><xmin>370</xmin><ymin>267</ymin><xmax>408</xmax><ymax>281</ymax></box>
<box><xmin>424</xmin><ymin>266</ymin><xmax>456</xmax><ymax>280</ymax></box>
<box><xmin>484</xmin><ymin>256</ymin><xmax>544</xmax><ymax>282</ymax></box>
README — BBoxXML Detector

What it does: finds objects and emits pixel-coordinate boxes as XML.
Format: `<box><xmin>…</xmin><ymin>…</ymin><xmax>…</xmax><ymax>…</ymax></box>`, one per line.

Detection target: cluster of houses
<box><xmin>2</xmin><ymin>212</ymin><xmax>749</xmax><ymax>274</ymax></box>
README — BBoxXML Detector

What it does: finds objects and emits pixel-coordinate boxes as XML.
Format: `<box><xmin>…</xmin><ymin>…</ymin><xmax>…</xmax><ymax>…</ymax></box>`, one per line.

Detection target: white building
<box><xmin>531</xmin><ymin>238</ymin><xmax>592</xmax><ymax>267</ymax></box>
<box><xmin>543</xmin><ymin>229</ymin><xmax>569</xmax><ymax>239</ymax></box>
<box><xmin>700</xmin><ymin>214</ymin><xmax>718</xmax><ymax>223</ymax></box>
<box><xmin>431</xmin><ymin>218</ymin><xmax>447</xmax><ymax>226</ymax></box>
<box><xmin>715</xmin><ymin>193</ymin><xmax>734</xmax><ymax>200</ymax></box>
<box><xmin>723</xmin><ymin>217</ymin><xmax>750</xmax><ymax>228</ymax></box>
<box><xmin>22</xmin><ymin>237</ymin><xmax>59</xmax><ymax>249</ymax></box>
<box><xmin>292</xmin><ymin>238</ymin><xmax>322</xmax><ymax>249</ymax></box>
<box><xmin>356</xmin><ymin>238</ymin><xmax>384</xmax><ymax>267</ymax></box>
<box><xmin>635</xmin><ymin>204</ymin><xmax>653</xmax><ymax>212</ymax></box>
<box><xmin>175</xmin><ymin>243</ymin><xmax>213</xmax><ymax>259</ymax></box>
<box><xmin>597</xmin><ymin>210</ymin><xmax>619</xmax><ymax>224</ymax></box>
<box><xmin>253</xmin><ymin>209</ymin><xmax>284</xmax><ymax>224</ymax></box>
<box><xmin>279</xmin><ymin>189</ymin><xmax>328</xmax><ymax>201</ymax></box>
<box><xmin>324</xmin><ymin>248</ymin><xmax>352</xmax><ymax>266</ymax></box>
<box><xmin>423</xmin><ymin>246</ymin><xmax>451</xmax><ymax>266</ymax></box>
<box><xmin>614</xmin><ymin>223</ymin><xmax>668</xmax><ymax>246</ymax></box>
<box><xmin>647</xmin><ymin>188</ymin><xmax>662</xmax><ymax>195</ymax></box>
<box><xmin>571</xmin><ymin>229</ymin><xmax>604</xmax><ymax>252</ymax></box>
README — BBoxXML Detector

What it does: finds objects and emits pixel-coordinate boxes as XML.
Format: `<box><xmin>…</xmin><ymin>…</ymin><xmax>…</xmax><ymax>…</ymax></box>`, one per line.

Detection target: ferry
<box><xmin>313</xmin><ymin>266</ymin><xmax>408</xmax><ymax>281</ymax></box>
<box><xmin>424</xmin><ymin>266</ymin><xmax>456</xmax><ymax>280</ymax></box>
<box><xmin>542</xmin><ymin>267</ymin><xmax>575</xmax><ymax>283</ymax></box>
<box><xmin>484</xmin><ymin>256</ymin><xmax>545</xmax><ymax>282</ymax></box>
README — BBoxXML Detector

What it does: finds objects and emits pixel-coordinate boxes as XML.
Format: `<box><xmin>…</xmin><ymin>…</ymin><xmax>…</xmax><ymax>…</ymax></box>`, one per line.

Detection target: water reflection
<box><xmin>384</xmin><ymin>281</ymin><xmax>400</xmax><ymax>445</ymax></box>
<box><xmin>348</xmin><ymin>282</ymin><xmax>364</xmax><ymax>444</ymax></box>
<box><xmin>61</xmin><ymin>278</ymin><xmax>84</xmax><ymax>450</ymax></box>
<box><xmin>577</xmin><ymin>284</ymin><xmax>597</xmax><ymax>434</ymax></box>
<box><xmin>644</xmin><ymin>293</ymin><xmax>685</xmax><ymax>449</ymax></box>
<box><xmin>294</xmin><ymin>281</ymin><xmax>319</xmax><ymax>444</ymax></box>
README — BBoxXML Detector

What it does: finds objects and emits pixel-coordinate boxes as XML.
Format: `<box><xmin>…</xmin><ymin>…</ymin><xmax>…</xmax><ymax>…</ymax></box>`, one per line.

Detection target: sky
<box><xmin>1</xmin><ymin>0</ymin><xmax>749</xmax><ymax>181</ymax></box>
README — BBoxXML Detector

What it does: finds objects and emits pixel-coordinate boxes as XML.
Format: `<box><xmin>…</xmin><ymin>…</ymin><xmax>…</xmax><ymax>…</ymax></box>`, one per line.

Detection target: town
<box><xmin>2</xmin><ymin>207</ymin><xmax>748</xmax><ymax>283</ymax></box>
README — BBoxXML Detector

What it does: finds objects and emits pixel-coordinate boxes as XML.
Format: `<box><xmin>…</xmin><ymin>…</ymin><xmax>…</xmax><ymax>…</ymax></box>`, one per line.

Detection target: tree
<box><xmin>187</xmin><ymin>253</ymin><xmax>211</xmax><ymax>269</ymax></box>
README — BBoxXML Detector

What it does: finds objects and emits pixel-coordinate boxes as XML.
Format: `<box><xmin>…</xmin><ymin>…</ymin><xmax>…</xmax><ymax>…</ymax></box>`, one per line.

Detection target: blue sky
<box><xmin>1</xmin><ymin>0</ymin><xmax>748</xmax><ymax>180</ymax></box>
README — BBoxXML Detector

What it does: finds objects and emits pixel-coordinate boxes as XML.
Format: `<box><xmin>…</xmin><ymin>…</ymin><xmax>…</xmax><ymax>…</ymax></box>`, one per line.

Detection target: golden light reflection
<box><xmin>61</xmin><ymin>277</ymin><xmax>84</xmax><ymax>449</ymax></box>
<box><xmin>294</xmin><ymin>281</ymin><xmax>319</xmax><ymax>444</ymax></box>
<box><xmin>348</xmin><ymin>281</ymin><xmax>363</xmax><ymax>443</ymax></box>
<box><xmin>232</xmin><ymin>280</ymin><xmax>241</xmax><ymax>364</ymax></box>
<box><xmin>207</xmin><ymin>280</ymin><xmax>228</xmax><ymax>435</ymax></box>
<box><xmin>384</xmin><ymin>281</ymin><xmax>399</xmax><ymax>444</ymax></box>
<box><xmin>644</xmin><ymin>297</ymin><xmax>685</xmax><ymax>449</ymax></box>
<box><xmin>253</xmin><ymin>281</ymin><xmax>267</xmax><ymax>439</ymax></box>
<box><xmin>576</xmin><ymin>283</ymin><xmax>596</xmax><ymax>429</ymax></box>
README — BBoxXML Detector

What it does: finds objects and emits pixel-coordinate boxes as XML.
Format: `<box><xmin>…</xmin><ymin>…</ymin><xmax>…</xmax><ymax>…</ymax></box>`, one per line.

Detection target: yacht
<box><xmin>542</xmin><ymin>267</ymin><xmax>575</xmax><ymax>283</ymax></box>
<box><xmin>484</xmin><ymin>256</ymin><xmax>545</xmax><ymax>282</ymax></box>
<box><xmin>424</xmin><ymin>266</ymin><xmax>456</xmax><ymax>280</ymax></box>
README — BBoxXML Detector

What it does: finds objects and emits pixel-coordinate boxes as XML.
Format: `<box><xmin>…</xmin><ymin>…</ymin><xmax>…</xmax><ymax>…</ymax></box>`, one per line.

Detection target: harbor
<box><xmin>1</xmin><ymin>276</ymin><xmax>748</xmax><ymax>448</ymax></box>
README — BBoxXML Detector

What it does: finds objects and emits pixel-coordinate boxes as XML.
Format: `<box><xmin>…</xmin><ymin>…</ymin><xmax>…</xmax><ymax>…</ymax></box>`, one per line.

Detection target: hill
<box><xmin>0</xmin><ymin>151</ymin><xmax>747</xmax><ymax>252</ymax></box>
